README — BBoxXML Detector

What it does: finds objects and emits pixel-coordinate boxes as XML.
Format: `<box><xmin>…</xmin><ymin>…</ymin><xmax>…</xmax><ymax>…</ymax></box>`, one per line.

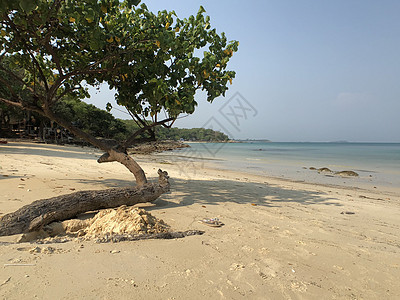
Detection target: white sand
<box><xmin>1</xmin><ymin>142</ymin><xmax>400</xmax><ymax>299</ymax></box>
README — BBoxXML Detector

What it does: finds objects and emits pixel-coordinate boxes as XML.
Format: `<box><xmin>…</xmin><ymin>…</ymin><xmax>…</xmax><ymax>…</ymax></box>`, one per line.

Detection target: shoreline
<box><xmin>4</xmin><ymin>140</ymin><xmax>399</xmax><ymax>196</ymax></box>
<box><xmin>1</xmin><ymin>142</ymin><xmax>400</xmax><ymax>299</ymax></box>
<box><xmin>153</xmin><ymin>149</ymin><xmax>400</xmax><ymax>196</ymax></box>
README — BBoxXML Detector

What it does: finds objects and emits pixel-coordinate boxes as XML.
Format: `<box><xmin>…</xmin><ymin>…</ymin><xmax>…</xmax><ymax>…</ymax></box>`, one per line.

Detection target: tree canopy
<box><xmin>55</xmin><ymin>97</ymin><xmax>129</xmax><ymax>141</ymax></box>
<box><xmin>0</xmin><ymin>0</ymin><xmax>238</xmax><ymax>185</ymax></box>
<box><xmin>0</xmin><ymin>0</ymin><xmax>238</xmax><ymax>125</ymax></box>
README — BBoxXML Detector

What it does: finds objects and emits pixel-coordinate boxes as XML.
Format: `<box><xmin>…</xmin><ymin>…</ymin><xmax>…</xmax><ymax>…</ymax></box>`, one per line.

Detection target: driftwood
<box><xmin>0</xmin><ymin>170</ymin><xmax>170</xmax><ymax>237</ymax></box>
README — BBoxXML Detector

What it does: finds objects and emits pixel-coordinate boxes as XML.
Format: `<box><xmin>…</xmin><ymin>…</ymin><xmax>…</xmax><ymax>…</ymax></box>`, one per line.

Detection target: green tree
<box><xmin>54</xmin><ymin>97</ymin><xmax>129</xmax><ymax>140</ymax></box>
<box><xmin>0</xmin><ymin>0</ymin><xmax>238</xmax><ymax>186</ymax></box>
<box><xmin>121</xmin><ymin>120</ymin><xmax>230</xmax><ymax>142</ymax></box>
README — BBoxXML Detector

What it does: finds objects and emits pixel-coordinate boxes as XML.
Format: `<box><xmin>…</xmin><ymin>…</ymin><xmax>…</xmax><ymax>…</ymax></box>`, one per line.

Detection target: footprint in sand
<box><xmin>252</xmin><ymin>257</ymin><xmax>281</xmax><ymax>281</ymax></box>
<box><xmin>290</xmin><ymin>281</ymin><xmax>308</xmax><ymax>292</ymax></box>
<box><xmin>230</xmin><ymin>263</ymin><xmax>245</xmax><ymax>271</ymax></box>
<box><xmin>258</xmin><ymin>247</ymin><xmax>269</xmax><ymax>255</ymax></box>
<box><xmin>241</xmin><ymin>245</ymin><xmax>254</xmax><ymax>252</ymax></box>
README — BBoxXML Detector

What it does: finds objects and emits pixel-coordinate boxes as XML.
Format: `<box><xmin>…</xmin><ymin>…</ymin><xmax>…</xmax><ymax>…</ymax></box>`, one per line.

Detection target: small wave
<box><xmin>354</xmin><ymin>169</ymin><xmax>378</xmax><ymax>173</ymax></box>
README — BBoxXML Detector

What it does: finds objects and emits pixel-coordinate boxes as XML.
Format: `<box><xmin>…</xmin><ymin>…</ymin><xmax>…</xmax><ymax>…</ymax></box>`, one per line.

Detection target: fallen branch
<box><xmin>0</xmin><ymin>170</ymin><xmax>170</xmax><ymax>237</ymax></box>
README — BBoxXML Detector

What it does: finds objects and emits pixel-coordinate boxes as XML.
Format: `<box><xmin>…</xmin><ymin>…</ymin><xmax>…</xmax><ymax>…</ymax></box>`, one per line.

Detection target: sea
<box><xmin>164</xmin><ymin>142</ymin><xmax>400</xmax><ymax>192</ymax></box>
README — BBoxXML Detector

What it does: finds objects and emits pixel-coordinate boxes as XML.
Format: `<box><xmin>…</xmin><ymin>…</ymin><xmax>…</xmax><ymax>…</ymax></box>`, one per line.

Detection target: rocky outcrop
<box><xmin>335</xmin><ymin>171</ymin><xmax>359</xmax><ymax>177</ymax></box>
<box><xmin>128</xmin><ymin>140</ymin><xmax>189</xmax><ymax>154</ymax></box>
<box><xmin>309</xmin><ymin>167</ymin><xmax>359</xmax><ymax>178</ymax></box>
<box><xmin>318</xmin><ymin>167</ymin><xmax>333</xmax><ymax>173</ymax></box>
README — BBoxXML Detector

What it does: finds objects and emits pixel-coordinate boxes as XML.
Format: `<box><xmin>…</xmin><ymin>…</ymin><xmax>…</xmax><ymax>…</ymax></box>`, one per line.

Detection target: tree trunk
<box><xmin>0</xmin><ymin>170</ymin><xmax>169</xmax><ymax>237</ymax></box>
<box><xmin>97</xmin><ymin>149</ymin><xmax>148</xmax><ymax>185</ymax></box>
<box><xmin>44</xmin><ymin>109</ymin><xmax>149</xmax><ymax>186</ymax></box>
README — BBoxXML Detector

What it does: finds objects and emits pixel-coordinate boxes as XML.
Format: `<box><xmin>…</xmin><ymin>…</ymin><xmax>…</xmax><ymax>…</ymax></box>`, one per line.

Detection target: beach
<box><xmin>1</xmin><ymin>142</ymin><xmax>400</xmax><ymax>299</ymax></box>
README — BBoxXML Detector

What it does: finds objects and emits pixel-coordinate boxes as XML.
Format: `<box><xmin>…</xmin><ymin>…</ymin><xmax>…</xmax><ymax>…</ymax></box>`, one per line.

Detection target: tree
<box><xmin>121</xmin><ymin>120</ymin><xmax>230</xmax><ymax>142</ymax></box>
<box><xmin>54</xmin><ymin>97</ymin><xmax>129</xmax><ymax>141</ymax></box>
<box><xmin>0</xmin><ymin>0</ymin><xmax>238</xmax><ymax>234</ymax></box>
<box><xmin>0</xmin><ymin>56</ymin><xmax>28</xmax><ymax>135</ymax></box>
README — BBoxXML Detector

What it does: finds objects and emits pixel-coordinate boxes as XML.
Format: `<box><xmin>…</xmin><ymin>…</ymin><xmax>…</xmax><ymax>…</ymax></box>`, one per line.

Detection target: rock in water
<box><xmin>318</xmin><ymin>167</ymin><xmax>332</xmax><ymax>173</ymax></box>
<box><xmin>128</xmin><ymin>140</ymin><xmax>189</xmax><ymax>154</ymax></box>
<box><xmin>335</xmin><ymin>171</ymin><xmax>359</xmax><ymax>177</ymax></box>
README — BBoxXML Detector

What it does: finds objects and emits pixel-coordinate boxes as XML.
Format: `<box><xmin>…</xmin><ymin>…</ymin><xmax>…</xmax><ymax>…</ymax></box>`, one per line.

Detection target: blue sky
<box><xmin>87</xmin><ymin>0</ymin><xmax>400</xmax><ymax>142</ymax></box>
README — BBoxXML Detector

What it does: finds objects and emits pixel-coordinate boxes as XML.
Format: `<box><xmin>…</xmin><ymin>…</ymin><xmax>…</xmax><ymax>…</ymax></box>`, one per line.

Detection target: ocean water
<box><xmin>168</xmin><ymin>142</ymin><xmax>400</xmax><ymax>191</ymax></box>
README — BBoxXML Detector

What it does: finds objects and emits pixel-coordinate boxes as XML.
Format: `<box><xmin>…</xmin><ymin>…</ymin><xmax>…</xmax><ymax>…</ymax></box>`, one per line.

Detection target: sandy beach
<box><xmin>1</xmin><ymin>141</ymin><xmax>400</xmax><ymax>299</ymax></box>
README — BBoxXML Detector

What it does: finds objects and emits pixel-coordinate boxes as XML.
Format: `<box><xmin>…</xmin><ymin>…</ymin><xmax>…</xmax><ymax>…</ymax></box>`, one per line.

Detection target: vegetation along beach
<box><xmin>1</xmin><ymin>0</ymin><xmax>400</xmax><ymax>299</ymax></box>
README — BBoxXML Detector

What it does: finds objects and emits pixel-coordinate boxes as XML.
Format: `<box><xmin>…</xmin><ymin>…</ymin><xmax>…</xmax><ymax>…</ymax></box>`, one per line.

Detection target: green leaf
<box><xmin>89</xmin><ymin>38</ymin><xmax>100</xmax><ymax>50</ymax></box>
<box><xmin>106</xmin><ymin>102</ymin><xmax>113</xmax><ymax>112</ymax></box>
<box><xmin>19</xmin><ymin>0</ymin><xmax>37</xmax><ymax>13</ymax></box>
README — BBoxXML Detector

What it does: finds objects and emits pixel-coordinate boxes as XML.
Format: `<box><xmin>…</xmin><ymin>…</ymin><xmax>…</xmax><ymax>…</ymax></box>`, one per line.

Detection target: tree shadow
<box><xmin>29</xmin><ymin>172</ymin><xmax>340</xmax><ymax>208</ymax></box>
<box><xmin>70</xmin><ymin>178</ymin><xmax>135</xmax><ymax>188</ymax></box>
<box><xmin>149</xmin><ymin>177</ymin><xmax>341</xmax><ymax>210</ymax></box>
<box><xmin>0</xmin><ymin>143</ymin><xmax>101</xmax><ymax>160</ymax></box>
<box><xmin>0</xmin><ymin>175</ymin><xmax>22</xmax><ymax>180</ymax></box>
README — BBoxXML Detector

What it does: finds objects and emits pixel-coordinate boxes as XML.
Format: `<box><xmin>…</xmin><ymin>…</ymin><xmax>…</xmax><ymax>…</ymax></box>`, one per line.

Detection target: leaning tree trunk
<box><xmin>0</xmin><ymin>108</ymin><xmax>173</xmax><ymax>237</ymax></box>
<box><xmin>0</xmin><ymin>170</ymin><xmax>170</xmax><ymax>237</ymax></box>
<box><xmin>44</xmin><ymin>109</ymin><xmax>149</xmax><ymax>185</ymax></box>
<box><xmin>97</xmin><ymin>148</ymin><xmax>148</xmax><ymax>186</ymax></box>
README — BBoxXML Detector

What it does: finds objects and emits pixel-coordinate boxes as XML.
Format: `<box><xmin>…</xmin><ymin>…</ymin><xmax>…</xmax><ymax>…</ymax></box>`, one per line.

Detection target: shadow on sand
<box><xmin>61</xmin><ymin>174</ymin><xmax>340</xmax><ymax>209</ymax></box>
<box><xmin>0</xmin><ymin>143</ymin><xmax>100</xmax><ymax>160</ymax></box>
<box><xmin>157</xmin><ymin>178</ymin><xmax>340</xmax><ymax>208</ymax></box>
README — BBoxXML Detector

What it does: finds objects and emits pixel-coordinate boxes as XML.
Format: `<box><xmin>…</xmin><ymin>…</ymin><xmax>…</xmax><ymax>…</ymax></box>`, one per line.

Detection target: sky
<box><xmin>86</xmin><ymin>0</ymin><xmax>400</xmax><ymax>142</ymax></box>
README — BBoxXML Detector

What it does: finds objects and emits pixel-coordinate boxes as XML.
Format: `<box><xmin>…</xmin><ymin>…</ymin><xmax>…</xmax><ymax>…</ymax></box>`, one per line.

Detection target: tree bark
<box><xmin>43</xmin><ymin>109</ymin><xmax>149</xmax><ymax>185</ymax></box>
<box><xmin>0</xmin><ymin>170</ymin><xmax>170</xmax><ymax>237</ymax></box>
<box><xmin>97</xmin><ymin>149</ymin><xmax>147</xmax><ymax>186</ymax></box>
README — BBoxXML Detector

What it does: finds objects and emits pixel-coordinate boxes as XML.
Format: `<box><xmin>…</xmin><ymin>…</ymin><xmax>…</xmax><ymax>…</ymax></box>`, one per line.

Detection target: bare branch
<box><xmin>27</xmin><ymin>51</ymin><xmax>50</xmax><ymax>94</ymax></box>
<box><xmin>162</xmin><ymin>118</ymin><xmax>176</xmax><ymax>128</ymax></box>
<box><xmin>133</xmin><ymin>113</ymin><xmax>150</xmax><ymax>128</ymax></box>
<box><xmin>0</xmin><ymin>76</ymin><xmax>19</xmax><ymax>100</ymax></box>
<box><xmin>52</xmin><ymin>85</ymin><xmax>82</xmax><ymax>104</ymax></box>
<box><xmin>123</xmin><ymin>117</ymin><xmax>175</xmax><ymax>148</ymax></box>
<box><xmin>127</xmin><ymin>110</ymin><xmax>143</xmax><ymax>128</ymax></box>
<box><xmin>43</xmin><ymin>35</ymin><xmax>63</xmax><ymax>77</ymax></box>
<box><xmin>43</xmin><ymin>108</ymin><xmax>113</xmax><ymax>153</ymax></box>
<box><xmin>0</xmin><ymin>64</ymin><xmax>34</xmax><ymax>93</ymax></box>
<box><xmin>0</xmin><ymin>96</ymin><xmax>44</xmax><ymax>115</ymax></box>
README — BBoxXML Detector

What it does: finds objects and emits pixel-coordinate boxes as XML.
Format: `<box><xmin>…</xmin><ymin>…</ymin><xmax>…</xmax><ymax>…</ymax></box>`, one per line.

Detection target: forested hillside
<box><xmin>1</xmin><ymin>98</ymin><xmax>229</xmax><ymax>142</ymax></box>
<box><xmin>121</xmin><ymin>120</ymin><xmax>229</xmax><ymax>142</ymax></box>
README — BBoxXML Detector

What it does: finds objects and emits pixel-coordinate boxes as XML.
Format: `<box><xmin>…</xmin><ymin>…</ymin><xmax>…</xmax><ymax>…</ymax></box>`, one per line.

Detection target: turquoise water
<box><xmin>171</xmin><ymin>142</ymin><xmax>400</xmax><ymax>191</ymax></box>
